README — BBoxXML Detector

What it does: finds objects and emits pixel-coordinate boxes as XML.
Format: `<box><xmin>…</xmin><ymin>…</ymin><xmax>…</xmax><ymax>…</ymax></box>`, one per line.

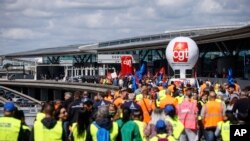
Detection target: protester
<box><xmin>149</xmin><ymin>119</ymin><xmax>176</xmax><ymax>141</ymax></box>
<box><xmin>117</xmin><ymin>107</ymin><xmax>142</xmax><ymax>141</ymax></box>
<box><xmin>165</xmin><ymin>104</ymin><xmax>184</xmax><ymax>140</ymax></box>
<box><xmin>0</xmin><ymin>102</ymin><xmax>24</xmax><ymax>141</ymax></box>
<box><xmin>215</xmin><ymin>111</ymin><xmax>238</xmax><ymax>141</ymax></box>
<box><xmin>132</xmin><ymin>109</ymin><xmax>147</xmax><ymax>141</ymax></box>
<box><xmin>69</xmin><ymin>109</ymin><xmax>89</xmax><ymax>141</ymax></box>
<box><xmin>86</xmin><ymin>106</ymin><xmax>118</xmax><ymax>141</ymax></box>
<box><xmin>201</xmin><ymin>91</ymin><xmax>225</xmax><ymax>141</ymax></box>
<box><xmin>144</xmin><ymin>108</ymin><xmax>166</xmax><ymax>139</ymax></box>
<box><xmin>68</xmin><ymin>91</ymin><xmax>83</xmax><ymax>125</ymax></box>
<box><xmin>232</xmin><ymin>90</ymin><xmax>250</xmax><ymax>124</ymax></box>
<box><xmin>15</xmin><ymin>110</ymin><xmax>31</xmax><ymax>141</ymax></box>
<box><xmin>30</xmin><ymin>102</ymin><xmax>66</xmax><ymax>141</ymax></box>
<box><xmin>137</xmin><ymin>87</ymin><xmax>155</xmax><ymax>123</ymax></box>
<box><xmin>178</xmin><ymin>88</ymin><xmax>198</xmax><ymax>141</ymax></box>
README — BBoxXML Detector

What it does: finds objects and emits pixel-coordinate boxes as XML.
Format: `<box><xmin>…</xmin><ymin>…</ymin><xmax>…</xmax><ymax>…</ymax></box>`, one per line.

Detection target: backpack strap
<box><xmin>93</xmin><ymin>122</ymin><xmax>100</xmax><ymax>129</ymax></box>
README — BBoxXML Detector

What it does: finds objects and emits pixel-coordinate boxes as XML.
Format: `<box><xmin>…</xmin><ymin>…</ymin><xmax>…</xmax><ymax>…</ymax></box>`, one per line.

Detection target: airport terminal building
<box><xmin>1</xmin><ymin>24</ymin><xmax>250</xmax><ymax>80</ymax></box>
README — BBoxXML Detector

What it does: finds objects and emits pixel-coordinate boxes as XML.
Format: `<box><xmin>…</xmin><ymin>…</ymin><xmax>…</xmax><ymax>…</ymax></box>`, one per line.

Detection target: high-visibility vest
<box><xmin>35</xmin><ymin>112</ymin><xmax>45</xmax><ymax>121</ymax></box>
<box><xmin>136</xmin><ymin>94</ymin><xmax>143</xmax><ymax>102</ymax></box>
<box><xmin>198</xmin><ymin>100</ymin><xmax>205</xmax><ymax>120</ymax></box>
<box><xmin>203</xmin><ymin>101</ymin><xmax>223</xmax><ymax>128</ymax></box>
<box><xmin>71</xmin><ymin>123</ymin><xmax>86</xmax><ymax>141</ymax></box>
<box><xmin>218</xmin><ymin>121</ymin><xmax>230</xmax><ymax>141</ymax></box>
<box><xmin>149</xmin><ymin>133</ymin><xmax>176</xmax><ymax>141</ymax></box>
<box><xmin>34</xmin><ymin>120</ymin><xmax>63</xmax><ymax>141</ymax></box>
<box><xmin>138</xmin><ymin>98</ymin><xmax>155</xmax><ymax>123</ymax></box>
<box><xmin>0</xmin><ymin>117</ymin><xmax>21</xmax><ymax>141</ymax></box>
<box><xmin>176</xmin><ymin>95</ymin><xmax>184</xmax><ymax>104</ymax></box>
<box><xmin>166</xmin><ymin>116</ymin><xmax>184</xmax><ymax>139</ymax></box>
<box><xmin>159</xmin><ymin>95</ymin><xmax>177</xmax><ymax>109</ymax></box>
<box><xmin>156</xmin><ymin>90</ymin><xmax>166</xmax><ymax>107</ymax></box>
<box><xmin>90</xmin><ymin>122</ymin><xmax>118</xmax><ymax>141</ymax></box>
<box><xmin>178</xmin><ymin>100</ymin><xmax>197</xmax><ymax>130</ymax></box>
<box><xmin>134</xmin><ymin>120</ymin><xmax>147</xmax><ymax>141</ymax></box>
<box><xmin>23</xmin><ymin>124</ymin><xmax>31</xmax><ymax>131</ymax></box>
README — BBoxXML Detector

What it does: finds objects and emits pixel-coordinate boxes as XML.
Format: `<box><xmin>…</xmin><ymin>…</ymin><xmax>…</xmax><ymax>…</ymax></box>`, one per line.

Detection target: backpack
<box><xmin>93</xmin><ymin>122</ymin><xmax>110</xmax><ymax>141</ymax></box>
<box><xmin>157</xmin><ymin>135</ymin><xmax>168</xmax><ymax>141</ymax></box>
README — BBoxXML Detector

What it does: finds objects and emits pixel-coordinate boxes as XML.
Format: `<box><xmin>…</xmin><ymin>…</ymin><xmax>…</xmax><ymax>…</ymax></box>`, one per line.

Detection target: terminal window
<box><xmin>186</xmin><ymin>69</ymin><xmax>192</xmax><ymax>78</ymax></box>
<box><xmin>174</xmin><ymin>70</ymin><xmax>180</xmax><ymax>78</ymax></box>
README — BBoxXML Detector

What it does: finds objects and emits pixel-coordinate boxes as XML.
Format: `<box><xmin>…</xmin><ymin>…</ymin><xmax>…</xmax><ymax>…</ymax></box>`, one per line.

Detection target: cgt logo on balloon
<box><xmin>173</xmin><ymin>42</ymin><xmax>188</xmax><ymax>62</ymax></box>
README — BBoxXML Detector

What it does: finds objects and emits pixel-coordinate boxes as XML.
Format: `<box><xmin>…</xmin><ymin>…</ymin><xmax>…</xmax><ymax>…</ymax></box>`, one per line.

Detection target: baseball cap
<box><xmin>4</xmin><ymin>102</ymin><xmax>15</xmax><ymax>112</ymax></box>
<box><xmin>156</xmin><ymin>119</ymin><xmax>166</xmax><ymax>129</ymax></box>
<box><xmin>164</xmin><ymin>105</ymin><xmax>174</xmax><ymax>113</ymax></box>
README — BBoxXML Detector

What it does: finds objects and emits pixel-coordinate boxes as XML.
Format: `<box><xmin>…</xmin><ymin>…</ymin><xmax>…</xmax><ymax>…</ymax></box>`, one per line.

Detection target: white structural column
<box><xmin>85</xmin><ymin>67</ymin><xmax>88</xmax><ymax>76</ymax></box>
<box><xmin>90</xmin><ymin>66</ymin><xmax>93</xmax><ymax>76</ymax></box>
<box><xmin>103</xmin><ymin>64</ymin><xmax>106</xmax><ymax>76</ymax></box>
<box><xmin>81</xmin><ymin>67</ymin><xmax>83</xmax><ymax>76</ymax></box>
<box><xmin>63</xmin><ymin>66</ymin><xmax>68</xmax><ymax>81</ymax></box>
<box><xmin>75</xmin><ymin>68</ymin><xmax>77</xmax><ymax>76</ymax></box>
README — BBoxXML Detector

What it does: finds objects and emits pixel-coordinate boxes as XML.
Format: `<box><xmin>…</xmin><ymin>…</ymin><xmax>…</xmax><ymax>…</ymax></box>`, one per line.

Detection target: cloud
<box><xmin>1</xmin><ymin>28</ymin><xmax>46</xmax><ymax>40</ymax></box>
<box><xmin>22</xmin><ymin>9</ymin><xmax>52</xmax><ymax>18</ymax></box>
<box><xmin>0</xmin><ymin>0</ymin><xmax>250</xmax><ymax>55</ymax></box>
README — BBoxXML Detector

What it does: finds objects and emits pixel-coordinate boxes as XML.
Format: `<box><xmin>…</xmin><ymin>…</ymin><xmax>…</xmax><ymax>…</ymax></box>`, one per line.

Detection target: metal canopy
<box><xmin>2</xmin><ymin>24</ymin><xmax>250</xmax><ymax>59</ymax></box>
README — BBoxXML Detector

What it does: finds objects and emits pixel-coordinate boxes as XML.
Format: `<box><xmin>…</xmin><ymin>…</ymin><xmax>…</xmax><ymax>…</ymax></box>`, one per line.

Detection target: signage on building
<box><xmin>60</xmin><ymin>60</ymin><xmax>73</xmax><ymax>64</ymax></box>
<box><xmin>97</xmin><ymin>54</ymin><xmax>138</xmax><ymax>63</ymax></box>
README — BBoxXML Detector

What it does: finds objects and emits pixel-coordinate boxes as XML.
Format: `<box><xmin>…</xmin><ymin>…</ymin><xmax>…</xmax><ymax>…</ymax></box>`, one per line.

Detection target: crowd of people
<box><xmin>0</xmin><ymin>78</ymin><xmax>250</xmax><ymax>141</ymax></box>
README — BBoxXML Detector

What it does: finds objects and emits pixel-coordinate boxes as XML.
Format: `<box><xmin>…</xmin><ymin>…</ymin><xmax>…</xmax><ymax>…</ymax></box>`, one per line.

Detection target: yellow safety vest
<box><xmin>218</xmin><ymin>121</ymin><xmax>230</xmax><ymax>141</ymax></box>
<box><xmin>176</xmin><ymin>95</ymin><xmax>184</xmax><ymax>104</ymax></box>
<box><xmin>23</xmin><ymin>124</ymin><xmax>31</xmax><ymax>131</ymax></box>
<box><xmin>166</xmin><ymin>116</ymin><xmax>184</xmax><ymax>139</ymax></box>
<box><xmin>90</xmin><ymin>122</ymin><xmax>118</xmax><ymax>141</ymax></box>
<box><xmin>72</xmin><ymin>123</ymin><xmax>86</xmax><ymax>141</ymax></box>
<box><xmin>150</xmin><ymin>133</ymin><xmax>176</xmax><ymax>141</ymax></box>
<box><xmin>156</xmin><ymin>90</ymin><xmax>166</xmax><ymax>107</ymax></box>
<box><xmin>34</xmin><ymin>120</ymin><xmax>63</xmax><ymax>141</ymax></box>
<box><xmin>134</xmin><ymin>120</ymin><xmax>147</xmax><ymax>141</ymax></box>
<box><xmin>0</xmin><ymin>117</ymin><xmax>21</xmax><ymax>141</ymax></box>
<box><xmin>136</xmin><ymin>94</ymin><xmax>143</xmax><ymax>102</ymax></box>
<box><xmin>35</xmin><ymin>112</ymin><xmax>45</xmax><ymax>121</ymax></box>
<box><xmin>198</xmin><ymin>100</ymin><xmax>205</xmax><ymax>120</ymax></box>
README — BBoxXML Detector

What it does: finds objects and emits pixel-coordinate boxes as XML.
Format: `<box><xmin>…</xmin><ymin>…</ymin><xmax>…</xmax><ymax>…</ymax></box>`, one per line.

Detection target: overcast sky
<box><xmin>0</xmin><ymin>0</ymin><xmax>250</xmax><ymax>55</ymax></box>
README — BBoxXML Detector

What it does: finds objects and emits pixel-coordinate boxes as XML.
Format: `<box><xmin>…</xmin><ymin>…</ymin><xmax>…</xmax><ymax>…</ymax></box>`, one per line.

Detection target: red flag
<box><xmin>120</xmin><ymin>56</ymin><xmax>132</xmax><ymax>76</ymax></box>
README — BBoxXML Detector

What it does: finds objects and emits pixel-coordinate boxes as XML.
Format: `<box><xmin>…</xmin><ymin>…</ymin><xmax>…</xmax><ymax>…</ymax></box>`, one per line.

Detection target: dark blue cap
<box><xmin>164</xmin><ymin>105</ymin><xmax>174</xmax><ymax>113</ymax></box>
<box><xmin>4</xmin><ymin>102</ymin><xmax>15</xmax><ymax>112</ymax></box>
<box><xmin>156</xmin><ymin>119</ymin><xmax>166</xmax><ymax>129</ymax></box>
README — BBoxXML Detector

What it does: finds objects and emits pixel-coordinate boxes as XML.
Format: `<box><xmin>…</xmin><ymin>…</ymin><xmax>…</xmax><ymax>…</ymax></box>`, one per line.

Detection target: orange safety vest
<box><xmin>178</xmin><ymin>100</ymin><xmax>198</xmax><ymax>130</ymax></box>
<box><xmin>137</xmin><ymin>98</ymin><xmax>155</xmax><ymax>123</ymax></box>
<box><xmin>200</xmin><ymin>83</ymin><xmax>206</xmax><ymax>96</ymax></box>
<box><xmin>203</xmin><ymin>101</ymin><xmax>223</xmax><ymax>128</ymax></box>
<box><xmin>159</xmin><ymin>95</ymin><xmax>178</xmax><ymax>109</ymax></box>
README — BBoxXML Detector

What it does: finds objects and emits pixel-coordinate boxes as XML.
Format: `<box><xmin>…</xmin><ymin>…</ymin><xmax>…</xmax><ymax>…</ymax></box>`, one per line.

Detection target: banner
<box><xmin>120</xmin><ymin>56</ymin><xmax>133</xmax><ymax>76</ymax></box>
